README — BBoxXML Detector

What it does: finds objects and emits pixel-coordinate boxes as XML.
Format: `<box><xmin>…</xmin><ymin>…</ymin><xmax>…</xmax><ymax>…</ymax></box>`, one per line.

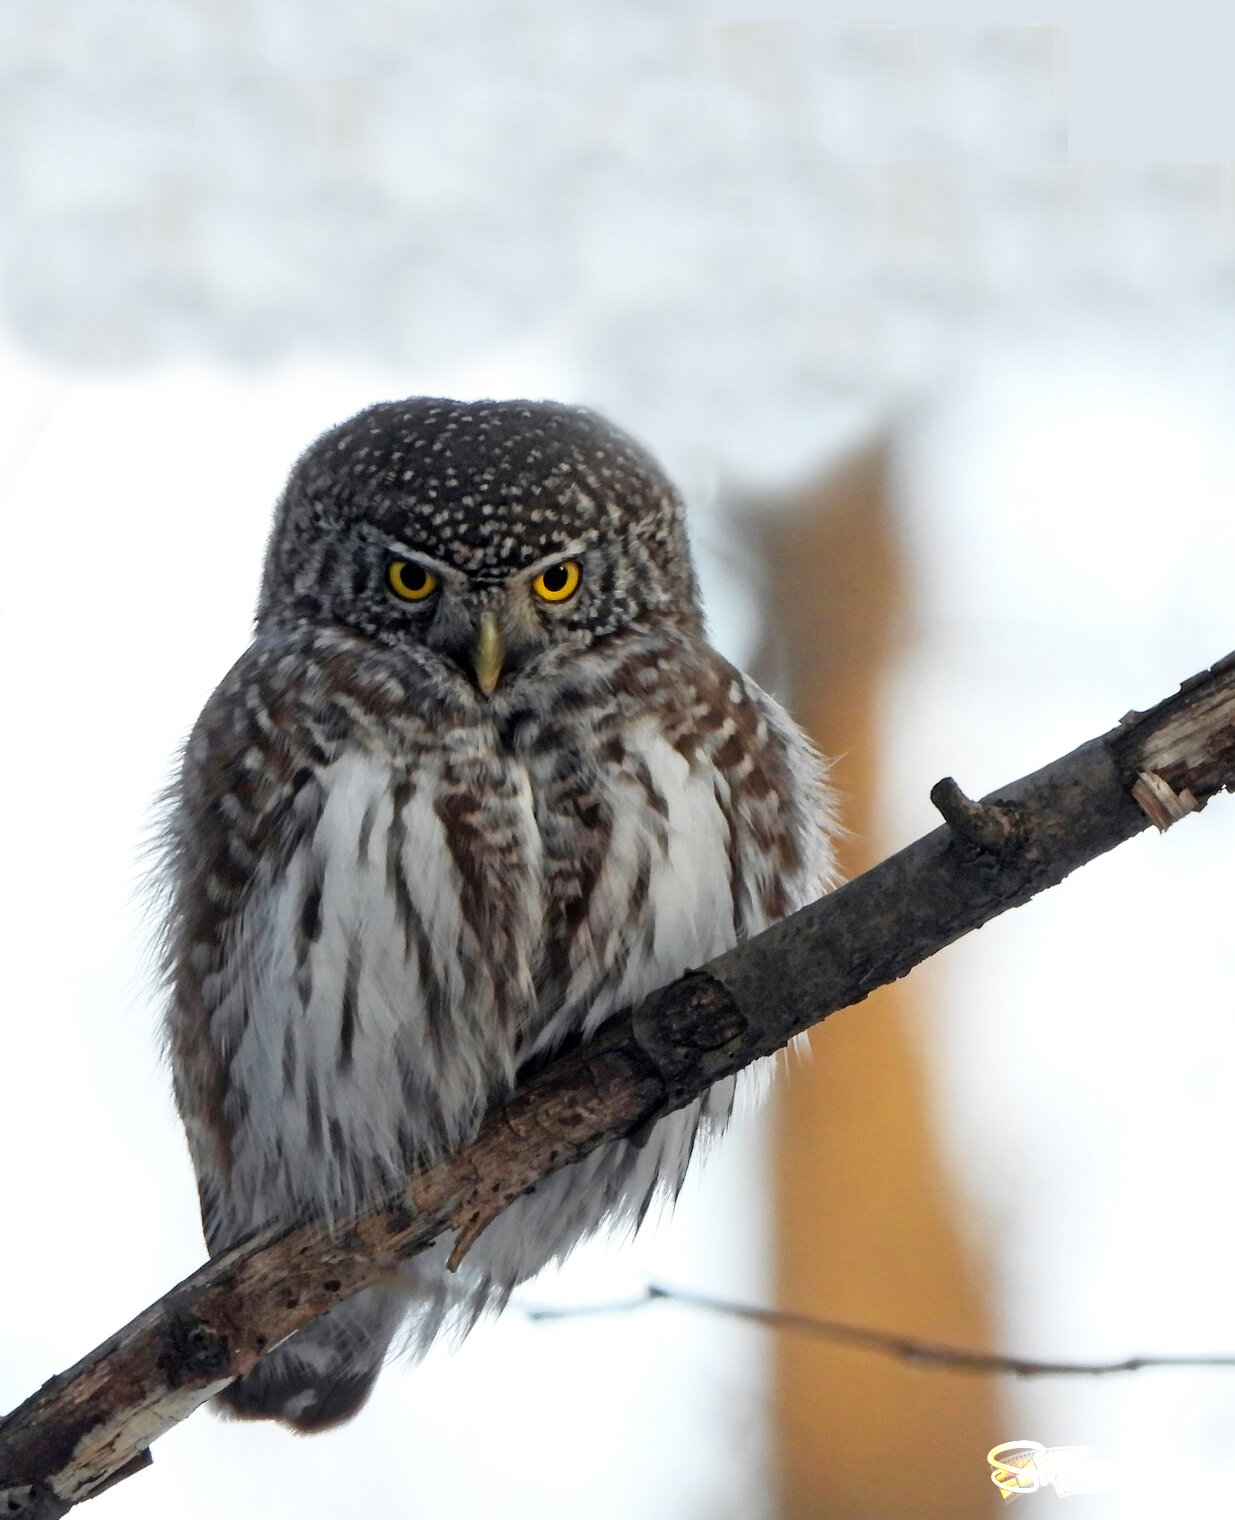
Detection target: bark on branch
<box><xmin>4</xmin><ymin>649</ymin><xmax>1235</xmax><ymax>1518</ymax></box>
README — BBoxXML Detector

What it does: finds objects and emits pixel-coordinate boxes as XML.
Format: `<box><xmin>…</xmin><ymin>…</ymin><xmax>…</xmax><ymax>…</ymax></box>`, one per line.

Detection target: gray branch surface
<box><xmin>4</xmin><ymin>649</ymin><xmax>1235</xmax><ymax>1518</ymax></box>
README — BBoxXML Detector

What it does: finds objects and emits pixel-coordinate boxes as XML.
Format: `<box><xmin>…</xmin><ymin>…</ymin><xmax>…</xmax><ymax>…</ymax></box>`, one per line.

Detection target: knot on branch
<box><xmin>929</xmin><ymin>777</ymin><xmax>1023</xmax><ymax>855</ymax></box>
<box><xmin>630</xmin><ymin>973</ymin><xmax>751</xmax><ymax>1098</ymax></box>
<box><xmin>1131</xmin><ymin>770</ymin><xmax>1200</xmax><ymax>831</ymax></box>
<box><xmin>158</xmin><ymin>1314</ymin><xmax>229</xmax><ymax>1389</ymax></box>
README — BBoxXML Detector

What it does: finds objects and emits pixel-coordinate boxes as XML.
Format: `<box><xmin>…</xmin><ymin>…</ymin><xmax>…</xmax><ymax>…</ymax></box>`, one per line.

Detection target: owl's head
<box><xmin>257</xmin><ymin>398</ymin><xmax>703</xmax><ymax>695</ymax></box>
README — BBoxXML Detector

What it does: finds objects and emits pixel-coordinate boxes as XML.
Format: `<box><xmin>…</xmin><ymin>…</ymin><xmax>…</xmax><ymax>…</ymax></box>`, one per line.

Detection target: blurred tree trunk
<box><xmin>752</xmin><ymin>440</ymin><xmax>998</xmax><ymax>1520</ymax></box>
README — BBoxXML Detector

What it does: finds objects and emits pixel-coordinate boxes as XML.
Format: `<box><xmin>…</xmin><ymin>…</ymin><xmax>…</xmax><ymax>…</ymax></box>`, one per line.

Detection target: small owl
<box><xmin>162</xmin><ymin>398</ymin><xmax>835</xmax><ymax>1431</ymax></box>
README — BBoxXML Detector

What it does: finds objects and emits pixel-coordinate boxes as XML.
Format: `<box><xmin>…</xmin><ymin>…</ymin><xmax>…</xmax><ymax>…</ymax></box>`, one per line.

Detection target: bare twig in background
<box><xmin>3</xmin><ymin>650</ymin><xmax>1235</xmax><ymax>1518</ymax></box>
<box><xmin>524</xmin><ymin>1284</ymin><xmax>1235</xmax><ymax>1378</ymax></box>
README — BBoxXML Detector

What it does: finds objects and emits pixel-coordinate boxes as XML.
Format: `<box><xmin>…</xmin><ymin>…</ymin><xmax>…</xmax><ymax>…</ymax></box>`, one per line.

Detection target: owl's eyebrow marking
<box><xmin>519</xmin><ymin>543</ymin><xmax>588</xmax><ymax>581</ymax></box>
<box><xmin>382</xmin><ymin>545</ymin><xmax>464</xmax><ymax>584</ymax></box>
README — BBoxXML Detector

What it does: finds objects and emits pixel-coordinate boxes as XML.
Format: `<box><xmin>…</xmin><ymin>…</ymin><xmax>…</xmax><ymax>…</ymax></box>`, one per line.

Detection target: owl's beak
<box><xmin>473</xmin><ymin>610</ymin><xmax>505</xmax><ymax>696</ymax></box>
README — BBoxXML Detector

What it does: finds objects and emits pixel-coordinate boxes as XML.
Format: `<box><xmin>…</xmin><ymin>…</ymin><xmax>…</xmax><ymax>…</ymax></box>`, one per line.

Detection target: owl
<box><xmin>162</xmin><ymin>398</ymin><xmax>835</xmax><ymax>1432</ymax></box>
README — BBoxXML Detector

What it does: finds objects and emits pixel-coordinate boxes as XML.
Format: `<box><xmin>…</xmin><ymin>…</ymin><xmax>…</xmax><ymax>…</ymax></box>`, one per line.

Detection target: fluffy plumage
<box><xmin>162</xmin><ymin>398</ymin><xmax>835</xmax><ymax>1431</ymax></box>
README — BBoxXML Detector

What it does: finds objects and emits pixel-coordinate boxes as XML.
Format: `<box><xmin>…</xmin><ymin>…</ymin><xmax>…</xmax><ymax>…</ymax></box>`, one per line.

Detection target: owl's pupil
<box><xmin>402</xmin><ymin>565</ymin><xmax>427</xmax><ymax>591</ymax></box>
<box><xmin>542</xmin><ymin>565</ymin><xmax>569</xmax><ymax>593</ymax></box>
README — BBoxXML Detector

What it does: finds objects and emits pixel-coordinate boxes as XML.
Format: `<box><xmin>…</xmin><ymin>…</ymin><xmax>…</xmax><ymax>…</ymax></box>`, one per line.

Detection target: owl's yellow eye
<box><xmin>531</xmin><ymin>560</ymin><xmax>581</xmax><ymax>603</ymax></box>
<box><xmin>387</xmin><ymin>560</ymin><xmax>438</xmax><ymax>602</ymax></box>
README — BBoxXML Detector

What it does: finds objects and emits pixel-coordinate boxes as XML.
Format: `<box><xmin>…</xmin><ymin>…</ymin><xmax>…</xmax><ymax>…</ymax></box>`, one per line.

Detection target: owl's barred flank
<box><xmin>162</xmin><ymin>398</ymin><xmax>836</xmax><ymax>1432</ymax></box>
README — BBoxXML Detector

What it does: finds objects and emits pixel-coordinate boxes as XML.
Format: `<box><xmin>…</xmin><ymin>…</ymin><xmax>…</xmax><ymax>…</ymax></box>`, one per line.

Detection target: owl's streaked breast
<box><xmin>171</xmin><ymin>622</ymin><xmax>833</xmax><ymax>1281</ymax></box>
<box><xmin>211</xmin><ymin>688</ymin><xmax>774</xmax><ymax>1245</ymax></box>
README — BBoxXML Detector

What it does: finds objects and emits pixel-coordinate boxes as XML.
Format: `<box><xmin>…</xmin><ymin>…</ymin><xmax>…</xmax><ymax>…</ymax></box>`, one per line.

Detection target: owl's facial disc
<box><xmin>381</xmin><ymin>544</ymin><xmax>588</xmax><ymax>697</ymax></box>
<box><xmin>467</xmin><ymin>557</ymin><xmax>582</xmax><ymax>695</ymax></box>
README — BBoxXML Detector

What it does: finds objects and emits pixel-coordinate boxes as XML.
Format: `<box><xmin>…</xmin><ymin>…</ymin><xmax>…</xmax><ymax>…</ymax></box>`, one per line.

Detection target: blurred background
<box><xmin>3</xmin><ymin>7</ymin><xmax>1235</xmax><ymax>1518</ymax></box>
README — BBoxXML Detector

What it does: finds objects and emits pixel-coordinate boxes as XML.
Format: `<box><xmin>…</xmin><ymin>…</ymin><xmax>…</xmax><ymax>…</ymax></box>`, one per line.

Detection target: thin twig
<box><xmin>524</xmin><ymin>1284</ymin><xmax>1235</xmax><ymax>1377</ymax></box>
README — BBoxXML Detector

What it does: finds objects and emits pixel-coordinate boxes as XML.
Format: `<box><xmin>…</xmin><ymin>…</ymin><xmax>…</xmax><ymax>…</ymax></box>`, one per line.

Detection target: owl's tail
<box><xmin>215</xmin><ymin>1283</ymin><xmax>409</xmax><ymax>1433</ymax></box>
<box><xmin>213</xmin><ymin>1242</ymin><xmax>498</xmax><ymax>1432</ymax></box>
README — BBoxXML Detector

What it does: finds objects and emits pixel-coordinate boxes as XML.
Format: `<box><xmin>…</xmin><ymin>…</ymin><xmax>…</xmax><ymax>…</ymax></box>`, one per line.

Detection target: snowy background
<box><xmin>2</xmin><ymin>7</ymin><xmax>1235</xmax><ymax>1517</ymax></box>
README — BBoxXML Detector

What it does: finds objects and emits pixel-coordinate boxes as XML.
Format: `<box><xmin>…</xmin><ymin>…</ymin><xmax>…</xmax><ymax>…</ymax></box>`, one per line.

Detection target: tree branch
<box><xmin>524</xmin><ymin>1284</ymin><xmax>1235</xmax><ymax>1378</ymax></box>
<box><xmin>3</xmin><ymin>649</ymin><xmax>1235</xmax><ymax>1517</ymax></box>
